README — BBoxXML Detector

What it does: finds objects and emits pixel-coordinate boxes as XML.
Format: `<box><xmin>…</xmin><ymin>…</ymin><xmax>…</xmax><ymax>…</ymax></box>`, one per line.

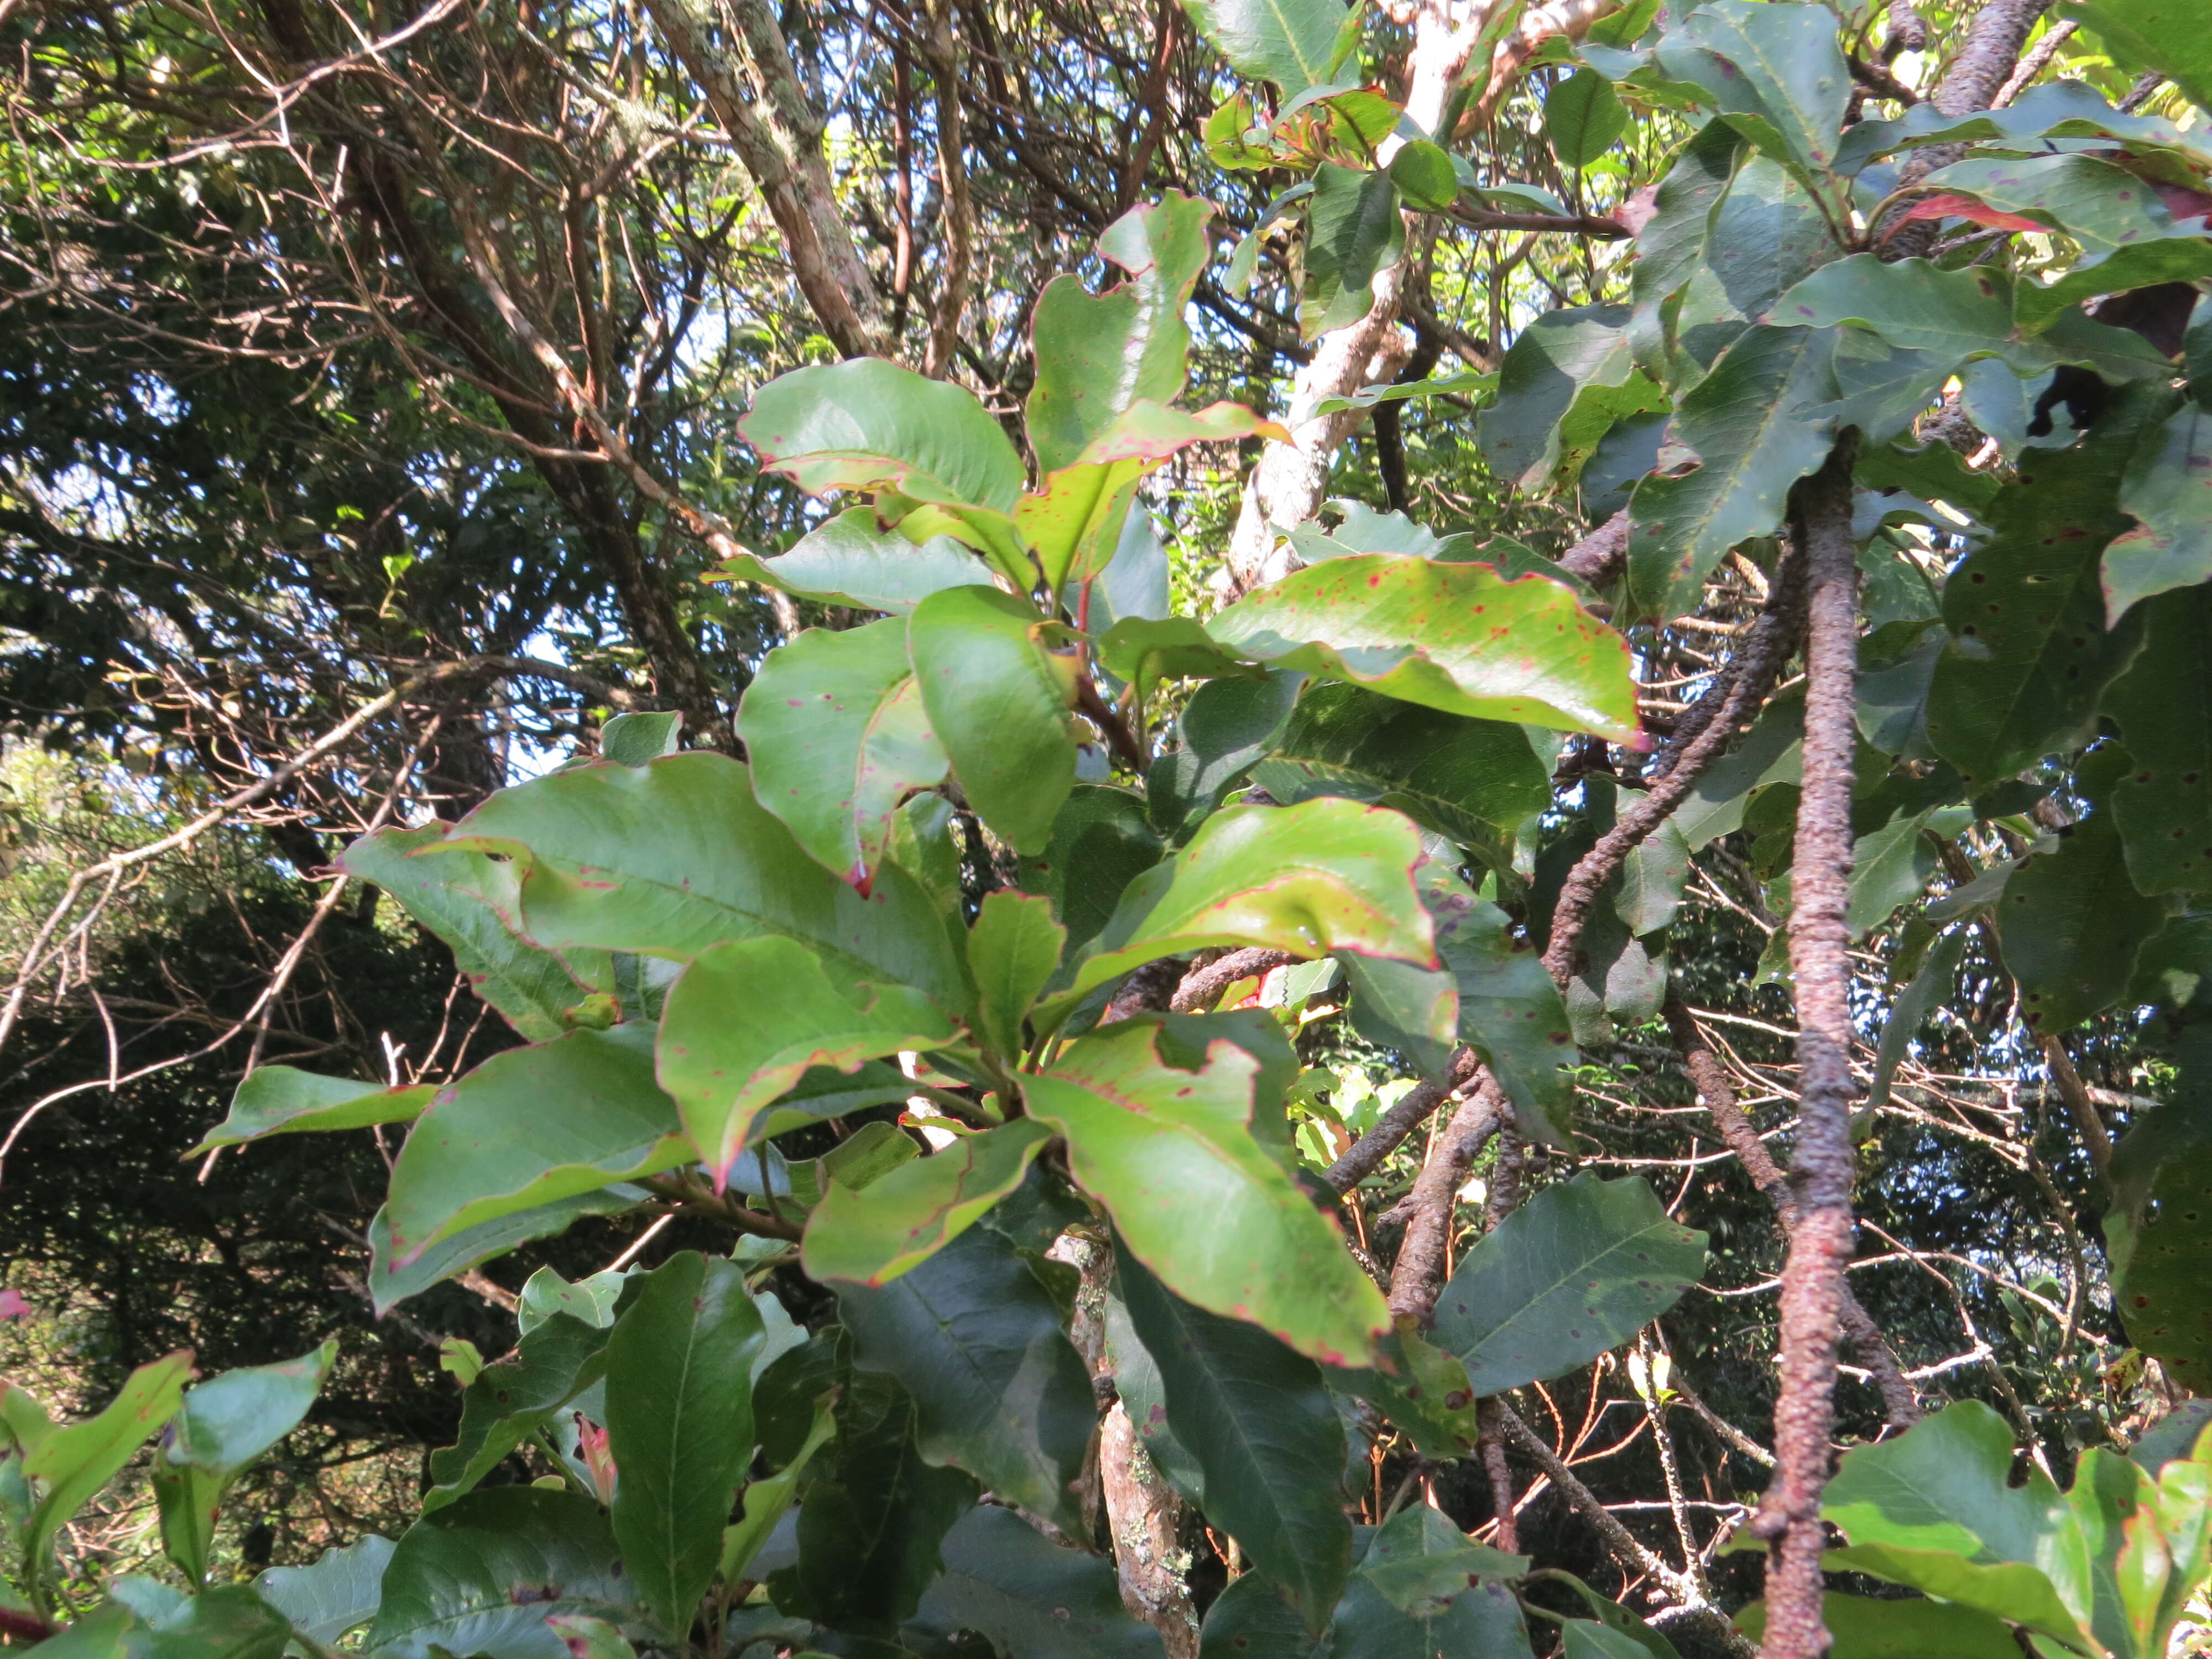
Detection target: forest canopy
<box><xmin>6</xmin><ymin>0</ymin><xmax>2212</xmax><ymax>1656</ymax></box>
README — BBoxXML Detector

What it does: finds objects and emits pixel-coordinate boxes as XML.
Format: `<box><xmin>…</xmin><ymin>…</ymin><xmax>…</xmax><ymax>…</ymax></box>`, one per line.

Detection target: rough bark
<box><xmin>1387</xmin><ymin>1078</ymin><xmax>1505</xmax><ymax>1326</ymax></box>
<box><xmin>1168</xmin><ymin>949</ymin><xmax>1295</xmax><ymax>1013</ymax></box>
<box><xmin>1884</xmin><ymin>0</ymin><xmax>2054</xmax><ymax>254</ymax></box>
<box><xmin>645</xmin><ymin>0</ymin><xmax>891</xmax><ymax>359</ymax></box>
<box><xmin>1754</xmin><ymin>445</ymin><xmax>1863</xmax><ymax>1658</ymax></box>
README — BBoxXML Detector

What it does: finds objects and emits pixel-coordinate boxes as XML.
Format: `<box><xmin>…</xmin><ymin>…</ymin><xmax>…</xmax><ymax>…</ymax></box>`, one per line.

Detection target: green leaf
<box><xmin>606</xmin><ymin>1251</ymin><xmax>766</xmax><ymax>1635</ymax></box>
<box><xmin>598</xmin><ymin>712</ymin><xmax>681</xmax><ymax>765</ymax></box>
<box><xmin>2056</xmin><ymin>0</ymin><xmax>2212</xmax><ymax>114</ymax></box>
<box><xmin>656</xmin><ymin>936</ymin><xmax>951</xmax><ymax>1187</ymax></box>
<box><xmin>154</xmin><ymin>1343</ymin><xmax>335</xmax><ymax>1583</ymax></box>
<box><xmin>2104</xmin><ymin>399</ymin><xmax>2212</xmax><ymax>626</ymax></box>
<box><xmin>1819</xmin><ymin>1400</ymin><xmax>2094</xmax><ymax>1648</ymax></box>
<box><xmin>804</xmin><ymin>1120</ymin><xmax>1056</xmax><ymax>1285</ymax></box>
<box><xmin>439</xmin><ymin>752</ymin><xmax>966</xmax><ymax>1010</ymax></box>
<box><xmin>1653</xmin><ymin>0</ymin><xmax>1850</xmax><ymax>189</ymax></box>
<box><xmin>1332</xmin><ymin>1552</ymin><xmax>1535</xmax><ymax>1659</ymax></box>
<box><xmin>1926</xmin><ymin>429</ymin><xmax>2145</xmax><ymax>787</ymax></box>
<box><xmin>1626</xmin><ymin>117</ymin><xmax>1746</xmax><ymax>383</ymax></box>
<box><xmin>254</xmin><ymin>1536</ymin><xmax>395</xmax><ymax>1647</ymax></box>
<box><xmin>1119</xmin><ymin>1254</ymin><xmax>1351</xmax><ymax>1632</ymax></box>
<box><xmin>1999</xmin><ymin>812</ymin><xmax>2170</xmax><ymax>1034</ymax></box>
<box><xmin>1478</xmin><ymin>304</ymin><xmax>1635</xmax><ymax>491</ymax></box>
<box><xmin>769</xmin><ymin>1372</ymin><xmax>978</xmax><ymax>1636</ymax></box>
<box><xmin>1196</xmin><ymin>1572</ymin><xmax>1321</xmax><ymax>1658</ymax></box>
<box><xmin>1430</xmin><ymin>1172</ymin><xmax>1708</xmax><ymax>1395</ymax></box>
<box><xmin>1539</xmin><ymin>1572</ymin><xmax>1683</xmax><ymax>1659</ymax></box>
<box><xmin>383</xmin><ymin>1024</ymin><xmax>686</xmax><ymax>1262</ymax></box>
<box><xmin>425</xmin><ymin>1312</ymin><xmax>609</xmax><ymax>1510</ymax></box>
<box><xmin>23</xmin><ymin>1353</ymin><xmax>192</xmax><ymax>1587</ymax></box>
<box><xmin>1337</xmin><ymin>1326</ymin><xmax>1483</xmax><ymax>1458</ymax></box>
<box><xmin>969</xmin><ymin>891</ymin><xmax>1067</xmax><ymax>1060</ymax></box>
<box><xmin>1207</xmin><ymin>555</ymin><xmax>1641</xmax><ymax>741</ymax></box>
<box><xmin>1358</xmin><ymin>1505</ymin><xmax>1525</xmax><ymax>1614</ymax></box>
<box><xmin>1028</xmin><ymin>193</ymin><xmax>1213</xmax><ymax>476</ymax></box>
<box><xmin>340</xmin><ymin>826</ymin><xmax>614</xmax><ymax>1042</ymax></box>
<box><xmin>518</xmin><ymin>1266</ymin><xmax>627</xmax><ymax>1334</ymax></box>
<box><xmin>837</xmin><ymin>1219</ymin><xmax>1095</xmax><ymax>1533</ymax></box>
<box><xmin>1547</xmin><ymin>69</ymin><xmax>1628</xmax><ymax>166</ymax></box>
<box><xmin>1180</xmin><ymin>0</ymin><xmax>1349</xmax><ymax>94</ymax></box>
<box><xmin>366</xmin><ymin>1186</ymin><xmax>645</xmax><ymax>1316</ymax></box>
<box><xmin>1037</xmin><ymin>797</ymin><xmax>1436</xmax><ymax>1029</ymax></box>
<box><xmin>62</xmin><ymin>1586</ymin><xmax>298</xmax><ymax>1659</ymax></box>
<box><xmin>1870</xmin><ymin>927</ymin><xmax>1969</xmax><ymax>1112</ymax></box>
<box><xmin>1433</xmin><ymin>883</ymin><xmax>1577</xmax><ymax>1145</ymax></box>
<box><xmin>1251</xmin><ymin>681</ymin><xmax>1551</xmax><ymax>859</ymax></box>
<box><xmin>189</xmin><ymin>1067</ymin><xmax>430</xmax><ymax>1155</ymax></box>
<box><xmin>1018</xmin><ymin>786</ymin><xmax>1166</xmax><ymax>957</ymax></box>
<box><xmin>1147</xmin><ymin>672</ymin><xmax>1304</xmax><ymax>843</ymax></box>
<box><xmin>913</xmin><ymin>1505</ymin><xmax>1167</xmax><ymax>1659</ymax></box>
<box><xmin>2105</xmin><ymin>583</ymin><xmax>2212</xmax><ymax>894</ymax></box>
<box><xmin>709</xmin><ymin>508</ymin><xmax>989</xmax><ymax>616</ymax></box>
<box><xmin>739</xmin><ymin>358</ymin><xmax>1026</xmax><ymax>554</ymax></box>
<box><xmin>909</xmin><ymin>585</ymin><xmax>1077</xmax><ymax>857</ymax></box>
<box><xmin>1848</xmin><ymin>811</ymin><xmax>1938</xmax><ymax>938</ymax></box>
<box><xmin>544</xmin><ymin>1614</ymin><xmax>637</xmax><ymax>1659</ymax></box>
<box><xmin>1387</xmin><ymin>139</ymin><xmax>1459</xmax><ymax>210</ymax></box>
<box><xmin>736</xmin><ymin>617</ymin><xmax>951</xmax><ymax>891</ymax></box>
<box><xmin>1732</xmin><ymin>1594</ymin><xmax>2020</xmax><ymax>1658</ymax></box>
<box><xmin>369</xmin><ymin>1488</ymin><xmax>642</xmax><ymax>1659</ymax></box>
<box><xmin>1625</xmin><ymin>324</ymin><xmax>1840</xmax><ymax>624</ymax></box>
<box><xmin>1028</xmin><ymin>1021</ymin><xmax>1389</xmax><ymax>1365</ymax></box>
<box><xmin>718</xmin><ymin>1394</ymin><xmax>835</xmax><ymax>1584</ymax></box>
<box><xmin>2106</xmin><ymin>1029</ymin><xmax>2212</xmax><ymax>1391</ymax></box>
<box><xmin>1303</xmin><ymin>165</ymin><xmax>1406</xmax><ymax>333</ymax></box>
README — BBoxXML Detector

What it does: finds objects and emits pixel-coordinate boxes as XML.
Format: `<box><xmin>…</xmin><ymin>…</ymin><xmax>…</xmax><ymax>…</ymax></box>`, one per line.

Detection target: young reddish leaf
<box><xmin>1894</xmin><ymin>192</ymin><xmax>2045</xmax><ymax>233</ymax></box>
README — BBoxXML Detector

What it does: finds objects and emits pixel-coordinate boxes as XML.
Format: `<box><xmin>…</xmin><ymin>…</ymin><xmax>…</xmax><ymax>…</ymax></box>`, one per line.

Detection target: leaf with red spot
<box><xmin>1206</xmin><ymin>552</ymin><xmax>1641</xmax><ymax>740</ymax></box>
<box><xmin>736</xmin><ymin>616</ymin><xmax>951</xmax><ymax>891</ymax></box>
<box><xmin>1895</xmin><ymin>192</ymin><xmax>2046</xmax><ymax>234</ymax></box>
<box><xmin>1022</xmin><ymin>1020</ymin><xmax>1390</xmax><ymax>1368</ymax></box>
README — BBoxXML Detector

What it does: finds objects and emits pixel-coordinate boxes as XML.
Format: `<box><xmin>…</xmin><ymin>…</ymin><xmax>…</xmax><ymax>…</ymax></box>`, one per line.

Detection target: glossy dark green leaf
<box><xmin>1387</xmin><ymin>139</ymin><xmax>1458</xmax><ymax>210</ymax></box>
<box><xmin>1180</xmin><ymin>0</ymin><xmax>1349</xmax><ymax>94</ymax></box>
<box><xmin>2103</xmin><ymin>582</ymin><xmax>2212</xmax><ymax>894</ymax></box>
<box><xmin>1626</xmin><ymin>118</ymin><xmax>1745</xmax><ymax>383</ymax></box>
<box><xmin>1546</xmin><ymin>69</ymin><xmax>1627</xmax><ymax>167</ymax></box>
<box><xmin>1209</xmin><ymin>554</ymin><xmax>1640</xmax><ymax>741</ymax></box>
<box><xmin>1999</xmin><ymin>813</ymin><xmax>2169</xmax><ymax>1035</ymax></box>
<box><xmin>61</xmin><ymin>1585</ymin><xmax>296</xmax><ymax>1659</ymax></box>
<box><xmin>369</xmin><ymin>1488</ymin><xmax>641</xmax><ymax>1659</ymax></box>
<box><xmin>909</xmin><ymin>584</ymin><xmax>1077</xmax><ymax>856</ymax></box>
<box><xmin>1196</xmin><ymin>1570</ymin><xmax>1322</xmax><ymax>1658</ymax></box>
<box><xmin>711</xmin><ymin>507</ymin><xmax>989</xmax><ymax>615</ymax></box>
<box><xmin>1018</xmin><ymin>786</ymin><xmax>1166</xmax><ymax>958</ymax></box>
<box><xmin>1733</xmin><ymin>1593</ymin><xmax>2023</xmax><ymax>1658</ymax></box>
<box><xmin>154</xmin><ymin>1342</ymin><xmax>334</xmax><ymax>1583</ymax></box>
<box><xmin>2104</xmin><ymin>399</ymin><xmax>2212</xmax><ymax>626</ymax></box>
<box><xmin>804</xmin><ymin>1120</ymin><xmax>1056</xmax><ymax>1285</ymax></box>
<box><xmin>1477</xmin><ymin>304</ymin><xmax>1635</xmax><ymax>491</ymax></box>
<box><xmin>1652</xmin><ymin>0</ymin><xmax>1849</xmax><ymax>188</ymax></box>
<box><xmin>23</xmin><ymin>1353</ymin><xmax>191</xmax><ymax>1585</ymax></box>
<box><xmin>1331</xmin><ymin>1564</ymin><xmax>1533</xmax><ymax>1659</ymax></box>
<box><xmin>1847</xmin><ymin>811</ymin><xmax>1938</xmax><ymax>938</ymax></box>
<box><xmin>1029</xmin><ymin>194</ymin><xmax>1212</xmax><ymax>476</ymax></box>
<box><xmin>656</xmin><ymin>936</ymin><xmax>951</xmax><ymax>1186</ymax></box>
<box><xmin>1251</xmin><ymin>681</ymin><xmax>1550</xmax><ymax>858</ymax></box>
<box><xmin>1540</xmin><ymin>1572</ymin><xmax>1682</xmax><ymax>1659</ymax></box>
<box><xmin>769</xmin><ymin>1370</ymin><xmax>978</xmax><ymax>1636</ymax></box>
<box><xmin>1039</xmin><ymin>796</ymin><xmax>1434</xmax><ymax>1026</ymax></box>
<box><xmin>605</xmin><ymin>1251</ymin><xmax>766</xmax><ymax>1634</ymax></box>
<box><xmin>737</xmin><ymin>617</ymin><xmax>951</xmax><ymax>891</ymax></box>
<box><xmin>1357</xmin><ymin>1505</ymin><xmax>1524</xmax><ymax>1615</ymax></box>
<box><xmin>439</xmin><ymin>752</ymin><xmax>966</xmax><ymax>1009</ymax></box>
<box><xmin>912</xmin><ymin>1504</ymin><xmax>1165</xmax><ymax>1659</ymax></box>
<box><xmin>340</xmin><ymin>826</ymin><xmax>614</xmax><ymax>1042</ymax></box>
<box><xmin>2106</xmin><ymin>1028</ymin><xmax>2212</xmax><ymax>1391</ymax></box>
<box><xmin>1819</xmin><ymin>1401</ymin><xmax>2093</xmax><ymax>1648</ymax></box>
<box><xmin>719</xmin><ymin>1394</ymin><xmax>835</xmax><ymax>1585</ymax></box>
<box><xmin>1926</xmin><ymin>428</ymin><xmax>2145</xmax><ymax>788</ymax></box>
<box><xmin>838</xmin><ymin>1221</ymin><xmax>1095</xmax><ymax>1533</ymax></box>
<box><xmin>1027</xmin><ymin>1020</ymin><xmax>1389</xmax><ymax>1365</ymax></box>
<box><xmin>254</xmin><ymin>1535</ymin><xmax>395</xmax><ymax>1647</ymax></box>
<box><xmin>1626</xmin><ymin>325</ymin><xmax>1839</xmax><ymax>624</ymax></box>
<box><xmin>1147</xmin><ymin>672</ymin><xmax>1303</xmax><ymax>843</ymax></box>
<box><xmin>969</xmin><ymin>891</ymin><xmax>1067</xmax><ymax>1060</ymax></box>
<box><xmin>1430</xmin><ymin>1172</ymin><xmax>1707</xmax><ymax>1395</ymax></box>
<box><xmin>1119</xmin><ymin>1254</ymin><xmax>1351</xmax><ymax>1632</ymax></box>
<box><xmin>383</xmin><ymin>1024</ymin><xmax>687</xmax><ymax>1262</ymax></box>
<box><xmin>189</xmin><ymin>1067</ymin><xmax>430</xmax><ymax>1155</ymax></box>
<box><xmin>1342</xmin><ymin>950</ymin><xmax>1458</xmax><ymax>1081</ymax></box>
<box><xmin>424</xmin><ymin>1312</ymin><xmax>608</xmax><ymax>1510</ymax></box>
